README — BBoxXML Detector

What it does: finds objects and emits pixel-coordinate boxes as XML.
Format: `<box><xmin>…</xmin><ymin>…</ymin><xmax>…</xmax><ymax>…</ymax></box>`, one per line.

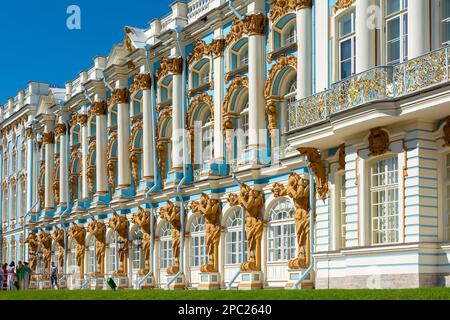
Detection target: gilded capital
<box><xmin>269</xmin><ymin>0</ymin><xmax>312</xmax><ymax>22</ymax></box>
<box><xmin>26</xmin><ymin>127</ymin><xmax>34</xmax><ymax>139</ymax></box>
<box><xmin>334</xmin><ymin>0</ymin><xmax>355</xmax><ymax>12</ymax></box>
<box><xmin>156</xmin><ymin>57</ymin><xmax>183</xmax><ymax>79</ymax></box>
<box><xmin>243</xmin><ymin>13</ymin><xmax>267</xmax><ymax>36</ymax></box>
<box><xmin>42</xmin><ymin>132</ymin><xmax>55</xmax><ymax>144</ymax></box>
<box><xmin>210</xmin><ymin>39</ymin><xmax>226</xmax><ymax>58</ymax></box>
<box><xmin>108</xmin><ymin>88</ymin><xmax>130</xmax><ymax>106</ymax></box>
<box><xmin>77</xmin><ymin>114</ymin><xmax>88</xmax><ymax>127</ymax></box>
<box><xmin>89</xmin><ymin>101</ymin><xmax>108</xmax><ymax>117</ymax></box>
<box><xmin>130</xmin><ymin>73</ymin><xmax>151</xmax><ymax>94</ymax></box>
<box><xmin>54</xmin><ymin>123</ymin><xmax>67</xmax><ymax>137</ymax></box>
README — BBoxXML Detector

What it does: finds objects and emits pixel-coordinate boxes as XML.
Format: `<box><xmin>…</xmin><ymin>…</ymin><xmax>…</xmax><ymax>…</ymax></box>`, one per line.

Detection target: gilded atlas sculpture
<box><xmin>190</xmin><ymin>194</ymin><xmax>222</xmax><ymax>273</ymax></box>
<box><xmin>132</xmin><ymin>207</ymin><xmax>153</xmax><ymax>276</ymax></box>
<box><xmin>68</xmin><ymin>223</ymin><xmax>86</xmax><ymax>277</ymax></box>
<box><xmin>272</xmin><ymin>172</ymin><xmax>311</xmax><ymax>269</ymax></box>
<box><xmin>25</xmin><ymin>233</ymin><xmax>39</xmax><ymax>272</ymax></box>
<box><xmin>159</xmin><ymin>201</ymin><xmax>182</xmax><ymax>275</ymax></box>
<box><xmin>228</xmin><ymin>183</ymin><xmax>265</xmax><ymax>272</ymax></box>
<box><xmin>38</xmin><ymin>230</ymin><xmax>53</xmax><ymax>278</ymax></box>
<box><xmin>109</xmin><ymin>214</ymin><xmax>129</xmax><ymax>276</ymax></box>
<box><xmin>52</xmin><ymin>227</ymin><xmax>65</xmax><ymax>273</ymax></box>
<box><xmin>87</xmin><ymin>220</ymin><xmax>107</xmax><ymax>276</ymax></box>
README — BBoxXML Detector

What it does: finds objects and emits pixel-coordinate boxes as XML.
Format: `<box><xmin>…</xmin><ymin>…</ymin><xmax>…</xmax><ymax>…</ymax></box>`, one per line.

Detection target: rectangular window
<box><xmin>338</xmin><ymin>12</ymin><xmax>356</xmax><ymax>80</ymax></box>
<box><xmin>370</xmin><ymin>157</ymin><xmax>400</xmax><ymax>244</ymax></box>
<box><xmin>385</xmin><ymin>0</ymin><xmax>408</xmax><ymax>65</ymax></box>
<box><xmin>442</xmin><ymin>0</ymin><xmax>450</xmax><ymax>45</ymax></box>
<box><xmin>338</xmin><ymin>174</ymin><xmax>347</xmax><ymax>248</ymax></box>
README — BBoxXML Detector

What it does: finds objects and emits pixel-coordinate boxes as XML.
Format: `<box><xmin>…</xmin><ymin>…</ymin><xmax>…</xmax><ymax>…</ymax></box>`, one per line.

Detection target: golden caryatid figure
<box><xmin>132</xmin><ymin>207</ymin><xmax>152</xmax><ymax>276</ymax></box>
<box><xmin>87</xmin><ymin>220</ymin><xmax>106</xmax><ymax>276</ymax></box>
<box><xmin>190</xmin><ymin>194</ymin><xmax>222</xmax><ymax>273</ymax></box>
<box><xmin>272</xmin><ymin>172</ymin><xmax>311</xmax><ymax>269</ymax></box>
<box><xmin>68</xmin><ymin>223</ymin><xmax>86</xmax><ymax>278</ymax></box>
<box><xmin>38</xmin><ymin>230</ymin><xmax>53</xmax><ymax>275</ymax></box>
<box><xmin>237</xmin><ymin>183</ymin><xmax>265</xmax><ymax>272</ymax></box>
<box><xmin>159</xmin><ymin>201</ymin><xmax>182</xmax><ymax>275</ymax></box>
<box><xmin>109</xmin><ymin>214</ymin><xmax>129</xmax><ymax>276</ymax></box>
<box><xmin>25</xmin><ymin>233</ymin><xmax>39</xmax><ymax>272</ymax></box>
<box><xmin>52</xmin><ymin>227</ymin><xmax>65</xmax><ymax>273</ymax></box>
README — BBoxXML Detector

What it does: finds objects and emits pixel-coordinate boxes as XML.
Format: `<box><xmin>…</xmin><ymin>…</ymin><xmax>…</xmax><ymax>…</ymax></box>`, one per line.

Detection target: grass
<box><xmin>0</xmin><ymin>288</ymin><xmax>450</xmax><ymax>300</ymax></box>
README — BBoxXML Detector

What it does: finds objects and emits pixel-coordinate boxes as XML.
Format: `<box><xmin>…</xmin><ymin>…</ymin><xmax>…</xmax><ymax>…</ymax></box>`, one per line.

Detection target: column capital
<box><xmin>26</xmin><ymin>127</ymin><xmax>34</xmax><ymax>139</ymax></box>
<box><xmin>54</xmin><ymin>123</ymin><xmax>67</xmax><ymax>137</ymax></box>
<box><xmin>42</xmin><ymin>132</ymin><xmax>55</xmax><ymax>145</ymax></box>
<box><xmin>130</xmin><ymin>73</ymin><xmax>151</xmax><ymax>94</ymax></box>
<box><xmin>210</xmin><ymin>39</ymin><xmax>226</xmax><ymax>58</ymax></box>
<box><xmin>89</xmin><ymin>101</ymin><xmax>108</xmax><ymax>117</ymax></box>
<box><xmin>108</xmin><ymin>88</ymin><xmax>130</xmax><ymax>106</ymax></box>
<box><xmin>156</xmin><ymin>57</ymin><xmax>183</xmax><ymax>79</ymax></box>
<box><xmin>333</xmin><ymin>0</ymin><xmax>355</xmax><ymax>13</ymax></box>
<box><xmin>243</xmin><ymin>13</ymin><xmax>267</xmax><ymax>36</ymax></box>
<box><xmin>269</xmin><ymin>0</ymin><xmax>312</xmax><ymax>22</ymax></box>
<box><xmin>77</xmin><ymin>114</ymin><xmax>89</xmax><ymax>127</ymax></box>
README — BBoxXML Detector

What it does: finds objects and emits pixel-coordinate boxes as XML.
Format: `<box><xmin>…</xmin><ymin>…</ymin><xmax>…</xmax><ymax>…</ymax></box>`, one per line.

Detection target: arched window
<box><xmin>36</xmin><ymin>244</ymin><xmax>44</xmax><ymax>275</ymax></box>
<box><xmin>2</xmin><ymin>188</ymin><xmax>8</xmax><ymax>222</ymax></box>
<box><xmin>132</xmin><ymin>229</ymin><xmax>144</xmax><ymax>270</ymax></box>
<box><xmin>201</xmin><ymin>110</ymin><xmax>214</xmax><ymax>164</ymax></box>
<box><xmin>20</xmin><ymin>180</ymin><xmax>26</xmax><ymax>219</ymax></box>
<box><xmin>225</xmin><ymin>208</ymin><xmax>247</xmax><ymax>265</ymax></box>
<box><xmin>238</xmin><ymin>100</ymin><xmax>250</xmax><ymax>153</ymax></box>
<box><xmin>190</xmin><ymin>215</ymin><xmax>206</xmax><ymax>267</ymax></box>
<box><xmin>229</xmin><ymin>40</ymin><xmax>249</xmax><ymax>72</ymax></box>
<box><xmin>160</xmin><ymin>221</ymin><xmax>173</xmax><ymax>269</ymax></box>
<box><xmin>285</xmin><ymin>79</ymin><xmax>297</xmax><ymax>105</ymax></box>
<box><xmin>267</xmin><ymin>199</ymin><xmax>296</xmax><ymax>262</ymax></box>
<box><xmin>193</xmin><ymin>61</ymin><xmax>210</xmax><ymax>89</ymax></box>
<box><xmin>370</xmin><ymin>156</ymin><xmax>400</xmax><ymax>244</ymax></box>
<box><xmin>87</xmin><ymin>236</ymin><xmax>96</xmax><ymax>274</ymax></box>
<box><xmin>239</xmin><ymin>46</ymin><xmax>248</xmax><ymax>68</ymax></box>
<box><xmin>69</xmin><ymin>240</ymin><xmax>76</xmax><ymax>273</ymax></box>
<box><xmin>107</xmin><ymin>232</ymin><xmax>117</xmax><ymax>274</ymax></box>
<box><xmin>11</xmin><ymin>183</ymin><xmax>17</xmax><ymax>222</ymax></box>
<box><xmin>72</xmin><ymin>125</ymin><xmax>80</xmax><ymax>145</ymax></box>
<box><xmin>283</xmin><ymin>23</ymin><xmax>297</xmax><ymax>46</ymax></box>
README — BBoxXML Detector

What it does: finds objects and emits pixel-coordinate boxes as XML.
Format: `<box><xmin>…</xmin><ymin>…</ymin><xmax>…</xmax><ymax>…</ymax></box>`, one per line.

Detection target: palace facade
<box><xmin>1</xmin><ymin>0</ymin><xmax>450</xmax><ymax>290</ymax></box>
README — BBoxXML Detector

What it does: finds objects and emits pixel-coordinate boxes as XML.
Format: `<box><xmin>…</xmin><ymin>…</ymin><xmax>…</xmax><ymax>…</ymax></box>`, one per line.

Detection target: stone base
<box><xmin>90</xmin><ymin>276</ymin><xmax>105</xmax><ymax>290</ymax></box>
<box><xmin>112</xmin><ymin>276</ymin><xmax>129</xmax><ymax>290</ymax></box>
<box><xmin>139</xmin><ymin>274</ymin><xmax>156</xmax><ymax>289</ymax></box>
<box><xmin>238</xmin><ymin>272</ymin><xmax>263</xmax><ymax>290</ymax></box>
<box><xmin>285</xmin><ymin>270</ymin><xmax>314</xmax><ymax>290</ymax></box>
<box><xmin>69</xmin><ymin>276</ymin><xmax>84</xmax><ymax>290</ymax></box>
<box><xmin>166</xmin><ymin>274</ymin><xmax>186</xmax><ymax>290</ymax></box>
<box><xmin>198</xmin><ymin>273</ymin><xmax>220</xmax><ymax>290</ymax></box>
<box><xmin>29</xmin><ymin>280</ymin><xmax>38</xmax><ymax>290</ymax></box>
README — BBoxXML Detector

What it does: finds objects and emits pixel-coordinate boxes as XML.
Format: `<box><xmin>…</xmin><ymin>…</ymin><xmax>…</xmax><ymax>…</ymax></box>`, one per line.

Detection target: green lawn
<box><xmin>0</xmin><ymin>288</ymin><xmax>450</xmax><ymax>300</ymax></box>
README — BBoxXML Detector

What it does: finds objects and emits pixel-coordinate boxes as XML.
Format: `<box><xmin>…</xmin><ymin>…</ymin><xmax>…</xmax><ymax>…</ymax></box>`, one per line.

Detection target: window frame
<box><xmin>190</xmin><ymin>215</ymin><xmax>207</xmax><ymax>268</ymax></box>
<box><xmin>384</xmin><ymin>0</ymin><xmax>409</xmax><ymax>65</ymax></box>
<box><xmin>225</xmin><ymin>208</ymin><xmax>248</xmax><ymax>265</ymax></box>
<box><xmin>338</xmin><ymin>10</ymin><xmax>356</xmax><ymax>80</ymax></box>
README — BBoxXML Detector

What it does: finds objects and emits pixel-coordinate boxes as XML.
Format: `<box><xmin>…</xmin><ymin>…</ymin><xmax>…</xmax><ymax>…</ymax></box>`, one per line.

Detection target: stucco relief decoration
<box><xmin>77</xmin><ymin>114</ymin><xmax>88</xmax><ymax>127</ymax></box>
<box><xmin>190</xmin><ymin>194</ymin><xmax>222</xmax><ymax>273</ymax></box>
<box><xmin>108</xmin><ymin>88</ymin><xmax>130</xmax><ymax>106</ymax></box>
<box><xmin>266</xmin><ymin>99</ymin><xmax>279</xmax><ymax>138</ymax></box>
<box><xmin>68</xmin><ymin>223</ymin><xmax>86</xmax><ymax>277</ymax></box>
<box><xmin>53</xmin><ymin>159</ymin><xmax>60</xmax><ymax>204</ymax></box>
<box><xmin>187</xmin><ymin>93</ymin><xmax>214</xmax><ymax>130</ymax></box>
<box><xmin>159</xmin><ymin>201</ymin><xmax>182</xmax><ymax>275</ymax></box>
<box><xmin>226</xmin><ymin>17</ymin><xmax>246</xmax><ymax>46</ymax></box>
<box><xmin>38</xmin><ymin>230</ymin><xmax>53</xmax><ymax>276</ymax></box>
<box><xmin>210</xmin><ymin>39</ymin><xmax>226</xmax><ymax>58</ymax></box>
<box><xmin>188</xmin><ymin>39</ymin><xmax>211</xmax><ymax>65</ymax></box>
<box><xmin>52</xmin><ymin>227</ymin><xmax>65</xmax><ymax>272</ymax></box>
<box><xmin>88</xmin><ymin>220</ymin><xmax>106</xmax><ymax>276</ymax></box>
<box><xmin>132</xmin><ymin>207</ymin><xmax>153</xmax><ymax>275</ymax></box>
<box><xmin>25</xmin><ymin>233</ymin><xmax>39</xmax><ymax>272</ymax></box>
<box><xmin>271</xmin><ymin>173</ymin><xmax>311</xmax><ymax>269</ymax></box>
<box><xmin>156</xmin><ymin>57</ymin><xmax>183</xmax><ymax>80</ymax></box>
<box><xmin>223</xmin><ymin>75</ymin><xmax>249</xmax><ymax>115</ymax></box>
<box><xmin>54</xmin><ymin>123</ymin><xmax>67</xmax><ymax>137</ymax></box>
<box><xmin>237</xmin><ymin>183</ymin><xmax>265</xmax><ymax>272</ymax></box>
<box><xmin>124</xmin><ymin>27</ymin><xmax>134</xmax><ymax>52</ymax></box>
<box><xmin>265</xmin><ymin>54</ymin><xmax>297</xmax><ymax>98</ymax></box>
<box><xmin>38</xmin><ymin>161</ymin><xmax>45</xmax><ymax>207</ymax></box>
<box><xmin>334</xmin><ymin>0</ymin><xmax>356</xmax><ymax>12</ymax></box>
<box><xmin>109</xmin><ymin>214</ymin><xmax>129</xmax><ymax>276</ymax></box>
<box><xmin>443</xmin><ymin>116</ymin><xmax>450</xmax><ymax>146</ymax></box>
<box><xmin>269</xmin><ymin>0</ymin><xmax>312</xmax><ymax>22</ymax></box>
<box><xmin>368</xmin><ymin>127</ymin><xmax>390</xmax><ymax>157</ymax></box>
<box><xmin>243</xmin><ymin>13</ymin><xmax>267</xmax><ymax>36</ymax></box>
<box><xmin>42</xmin><ymin>132</ymin><xmax>55</xmax><ymax>144</ymax></box>
<box><xmin>89</xmin><ymin>101</ymin><xmax>108</xmax><ymax>117</ymax></box>
<box><xmin>298</xmin><ymin>147</ymin><xmax>329</xmax><ymax>200</ymax></box>
<box><xmin>130</xmin><ymin>73</ymin><xmax>151</xmax><ymax>94</ymax></box>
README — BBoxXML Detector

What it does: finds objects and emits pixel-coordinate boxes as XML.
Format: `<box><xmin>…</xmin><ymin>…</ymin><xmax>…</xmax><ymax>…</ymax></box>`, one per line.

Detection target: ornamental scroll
<box><xmin>272</xmin><ymin>172</ymin><xmax>311</xmax><ymax>269</ymax></box>
<box><xmin>190</xmin><ymin>194</ymin><xmax>222</xmax><ymax>273</ymax></box>
<box><xmin>109</xmin><ymin>214</ymin><xmax>129</xmax><ymax>276</ymax></box>
<box><xmin>87</xmin><ymin>220</ymin><xmax>106</xmax><ymax>276</ymax></box>
<box><xmin>159</xmin><ymin>201</ymin><xmax>182</xmax><ymax>275</ymax></box>
<box><xmin>132</xmin><ymin>207</ymin><xmax>153</xmax><ymax>276</ymax></box>
<box><xmin>68</xmin><ymin>223</ymin><xmax>86</xmax><ymax>278</ymax></box>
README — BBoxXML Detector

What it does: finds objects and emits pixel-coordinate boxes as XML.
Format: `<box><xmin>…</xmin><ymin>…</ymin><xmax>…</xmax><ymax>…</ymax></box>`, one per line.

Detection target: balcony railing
<box><xmin>288</xmin><ymin>46</ymin><xmax>450</xmax><ymax>132</ymax></box>
<box><xmin>187</xmin><ymin>0</ymin><xmax>211</xmax><ymax>23</ymax></box>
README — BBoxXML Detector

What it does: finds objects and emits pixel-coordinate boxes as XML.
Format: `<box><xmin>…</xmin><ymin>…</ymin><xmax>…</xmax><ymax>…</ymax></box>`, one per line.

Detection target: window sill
<box><xmin>267</xmin><ymin>43</ymin><xmax>297</xmax><ymax>63</ymax></box>
<box><xmin>188</xmin><ymin>82</ymin><xmax>213</xmax><ymax>98</ymax></box>
<box><xmin>225</xmin><ymin>66</ymin><xmax>249</xmax><ymax>83</ymax></box>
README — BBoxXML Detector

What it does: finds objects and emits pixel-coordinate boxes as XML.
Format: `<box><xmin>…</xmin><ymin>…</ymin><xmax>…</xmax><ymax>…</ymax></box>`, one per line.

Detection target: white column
<box><xmin>115</xmin><ymin>85</ymin><xmax>131</xmax><ymax>188</ymax></box>
<box><xmin>43</xmin><ymin>130</ymin><xmax>55</xmax><ymax>210</ymax></box>
<box><xmin>296</xmin><ymin>6</ymin><xmax>312</xmax><ymax>99</ymax></box>
<box><xmin>172</xmin><ymin>72</ymin><xmax>183</xmax><ymax>171</ymax></box>
<box><xmin>58</xmin><ymin>124</ymin><xmax>68</xmax><ymax>206</ymax></box>
<box><xmin>25</xmin><ymin>128</ymin><xmax>35</xmax><ymax>212</ymax></box>
<box><xmin>247</xmin><ymin>12</ymin><xmax>267</xmax><ymax>159</ymax></box>
<box><xmin>96</xmin><ymin>110</ymin><xmax>108</xmax><ymax>194</ymax></box>
<box><xmin>213</xmin><ymin>36</ymin><xmax>225</xmax><ymax>162</ymax></box>
<box><xmin>143</xmin><ymin>87</ymin><xmax>154</xmax><ymax>180</ymax></box>
<box><xmin>408</xmin><ymin>0</ymin><xmax>430</xmax><ymax>59</ymax></box>
<box><xmin>355</xmin><ymin>0</ymin><xmax>375</xmax><ymax>73</ymax></box>
<box><xmin>80</xmin><ymin>116</ymin><xmax>89</xmax><ymax>199</ymax></box>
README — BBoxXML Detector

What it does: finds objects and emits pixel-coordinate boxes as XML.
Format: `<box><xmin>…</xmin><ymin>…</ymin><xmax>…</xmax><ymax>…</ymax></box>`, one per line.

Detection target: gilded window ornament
<box><xmin>222</xmin><ymin>75</ymin><xmax>249</xmax><ymax>115</ymax></box>
<box><xmin>368</xmin><ymin>127</ymin><xmax>390</xmax><ymax>157</ymax></box>
<box><xmin>109</xmin><ymin>213</ymin><xmax>129</xmax><ymax>276</ymax></box>
<box><xmin>26</xmin><ymin>127</ymin><xmax>34</xmax><ymax>139</ymax></box>
<box><xmin>68</xmin><ymin>223</ymin><xmax>87</xmax><ymax>278</ymax></box>
<box><xmin>38</xmin><ymin>230</ymin><xmax>53</xmax><ymax>276</ymax></box>
<box><xmin>210</xmin><ymin>39</ymin><xmax>226</xmax><ymax>58</ymax></box>
<box><xmin>226</xmin><ymin>17</ymin><xmax>246</xmax><ymax>47</ymax></box>
<box><xmin>188</xmin><ymin>39</ymin><xmax>211</xmax><ymax>66</ymax></box>
<box><xmin>266</xmin><ymin>99</ymin><xmax>279</xmax><ymax>138</ymax></box>
<box><xmin>107</xmin><ymin>88</ymin><xmax>130</xmax><ymax>106</ymax></box>
<box><xmin>186</xmin><ymin>93</ymin><xmax>214</xmax><ymax>130</ymax></box>
<box><xmin>77</xmin><ymin>114</ymin><xmax>89</xmax><ymax>127</ymax></box>
<box><xmin>89</xmin><ymin>101</ymin><xmax>108</xmax><ymax>117</ymax></box>
<box><xmin>334</xmin><ymin>0</ymin><xmax>356</xmax><ymax>12</ymax></box>
<box><xmin>87</xmin><ymin>220</ymin><xmax>107</xmax><ymax>276</ymax></box>
<box><xmin>130</xmin><ymin>73</ymin><xmax>151</xmax><ymax>94</ymax></box>
<box><xmin>132</xmin><ymin>207</ymin><xmax>154</xmax><ymax>276</ymax></box>
<box><xmin>190</xmin><ymin>194</ymin><xmax>223</xmax><ymax>273</ymax></box>
<box><xmin>243</xmin><ymin>13</ymin><xmax>267</xmax><ymax>36</ymax></box>
<box><xmin>42</xmin><ymin>132</ymin><xmax>55</xmax><ymax>144</ymax></box>
<box><xmin>265</xmin><ymin>54</ymin><xmax>297</xmax><ymax>99</ymax></box>
<box><xmin>298</xmin><ymin>147</ymin><xmax>329</xmax><ymax>200</ymax></box>
<box><xmin>159</xmin><ymin>201</ymin><xmax>182</xmax><ymax>275</ymax></box>
<box><xmin>54</xmin><ymin>123</ymin><xmax>67</xmax><ymax>137</ymax></box>
<box><xmin>156</xmin><ymin>57</ymin><xmax>183</xmax><ymax>80</ymax></box>
<box><xmin>269</xmin><ymin>0</ymin><xmax>312</xmax><ymax>22</ymax></box>
<box><xmin>25</xmin><ymin>233</ymin><xmax>39</xmax><ymax>272</ymax></box>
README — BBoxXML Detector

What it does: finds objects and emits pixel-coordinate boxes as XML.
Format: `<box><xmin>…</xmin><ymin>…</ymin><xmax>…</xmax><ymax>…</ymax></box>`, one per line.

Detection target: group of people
<box><xmin>0</xmin><ymin>261</ymin><xmax>32</xmax><ymax>290</ymax></box>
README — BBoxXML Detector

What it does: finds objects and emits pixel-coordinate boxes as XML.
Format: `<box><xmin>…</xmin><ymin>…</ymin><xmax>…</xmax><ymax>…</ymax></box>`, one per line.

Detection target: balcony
<box><xmin>288</xmin><ymin>46</ymin><xmax>450</xmax><ymax>133</ymax></box>
<box><xmin>187</xmin><ymin>0</ymin><xmax>211</xmax><ymax>23</ymax></box>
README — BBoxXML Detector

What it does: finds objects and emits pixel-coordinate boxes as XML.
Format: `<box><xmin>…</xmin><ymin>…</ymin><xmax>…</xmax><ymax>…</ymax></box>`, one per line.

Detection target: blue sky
<box><xmin>0</xmin><ymin>0</ymin><xmax>173</xmax><ymax>103</ymax></box>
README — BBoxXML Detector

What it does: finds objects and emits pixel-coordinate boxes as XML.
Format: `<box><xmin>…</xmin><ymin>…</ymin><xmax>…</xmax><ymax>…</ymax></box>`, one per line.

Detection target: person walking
<box><xmin>24</xmin><ymin>262</ymin><xmax>32</xmax><ymax>290</ymax></box>
<box><xmin>7</xmin><ymin>262</ymin><xmax>16</xmax><ymax>290</ymax></box>
<box><xmin>1</xmin><ymin>264</ymin><xmax>7</xmax><ymax>290</ymax></box>
<box><xmin>50</xmin><ymin>262</ymin><xmax>58</xmax><ymax>289</ymax></box>
<box><xmin>16</xmin><ymin>261</ymin><xmax>26</xmax><ymax>290</ymax></box>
